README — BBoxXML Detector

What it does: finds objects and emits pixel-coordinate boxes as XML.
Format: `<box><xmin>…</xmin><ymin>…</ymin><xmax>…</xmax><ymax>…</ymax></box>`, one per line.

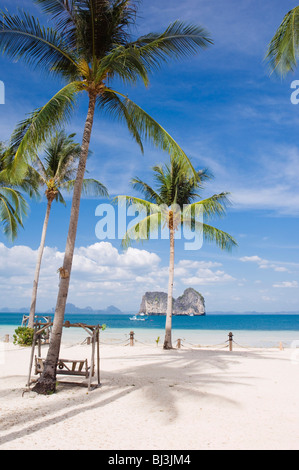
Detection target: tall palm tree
<box><xmin>117</xmin><ymin>158</ymin><xmax>237</xmax><ymax>349</ymax></box>
<box><xmin>0</xmin><ymin>143</ymin><xmax>38</xmax><ymax>240</ymax></box>
<box><xmin>27</xmin><ymin>130</ymin><xmax>108</xmax><ymax>329</ymax></box>
<box><xmin>0</xmin><ymin>0</ymin><xmax>213</xmax><ymax>393</ymax></box>
<box><xmin>266</xmin><ymin>6</ymin><xmax>299</xmax><ymax>75</ymax></box>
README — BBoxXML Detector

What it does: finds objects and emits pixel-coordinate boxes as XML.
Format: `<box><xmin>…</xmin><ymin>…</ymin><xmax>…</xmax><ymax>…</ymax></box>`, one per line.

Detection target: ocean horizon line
<box><xmin>1</xmin><ymin>310</ymin><xmax>299</xmax><ymax>316</ymax></box>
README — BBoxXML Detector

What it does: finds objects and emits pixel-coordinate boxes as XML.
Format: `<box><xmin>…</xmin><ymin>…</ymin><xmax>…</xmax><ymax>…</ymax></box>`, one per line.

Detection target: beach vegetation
<box><xmin>26</xmin><ymin>130</ymin><xmax>108</xmax><ymax>329</ymax></box>
<box><xmin>266</xmin><ymin>6</ymin><xmax>299</xmax><ymax>75</ymax></box>
<box><xmin>13</xmin><ymin>327</ymin><xmax>35</xmax><ymax>346</ymax></box>
<box><xmin>0</xmin><ymin>143</ymin><xmax>39</xmax><ymax>240</ymax></box>
<box><xmin>0</xmin><ymin>0</ymin><xmax>213</xmax><ymax>393</ymax></box>
<box><xmin>117</xmin><ymin>157</ymin><xmax>237</xmax><ymax>349</ymax></box>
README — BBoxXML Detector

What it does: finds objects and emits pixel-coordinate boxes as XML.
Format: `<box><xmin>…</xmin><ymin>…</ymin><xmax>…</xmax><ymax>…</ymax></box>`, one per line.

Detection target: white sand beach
<box><xmin>1</xmin><ymin>340</ymin><xmax>299</xmax><ymax>451</ymax></box>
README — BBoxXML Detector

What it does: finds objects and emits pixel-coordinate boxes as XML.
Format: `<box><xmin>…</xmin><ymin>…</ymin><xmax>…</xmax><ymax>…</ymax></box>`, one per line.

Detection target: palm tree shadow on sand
<box><xmin>0</xmin><ymin>347</ymin><xmax>281</xmax><ymax>447</ymax></box>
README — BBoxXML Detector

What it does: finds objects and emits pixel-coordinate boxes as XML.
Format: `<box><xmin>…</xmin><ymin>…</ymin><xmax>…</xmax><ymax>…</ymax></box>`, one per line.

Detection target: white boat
<box><xmin>129</xmin><ymin>314</ymin><xmax>147</xmax><ymax>321</ymax></box>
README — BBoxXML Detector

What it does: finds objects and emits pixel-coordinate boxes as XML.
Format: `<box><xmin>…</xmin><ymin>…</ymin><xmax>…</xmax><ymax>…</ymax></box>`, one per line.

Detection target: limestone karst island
<box><xmin>139</xmin><ymin>288</ymin><xmax>205</xmax><ymax>316</ymax></box>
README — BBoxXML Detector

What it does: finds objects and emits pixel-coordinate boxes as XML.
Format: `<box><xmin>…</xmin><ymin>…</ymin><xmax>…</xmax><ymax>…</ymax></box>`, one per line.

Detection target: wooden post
<box><xmin>96</xmin><ymin>326</ymin><xmax>100</xmax><ymax>387</ymax></box>
<box><xmin>4</xmin><ymin>334</ymin><xmax>9</xmax><ymax>343</ymax></box>
<box><xmin>228</xmin><ymin>332</ymin><xmax>233</xmax><ymax>352</ymax></box>
<box><xmin>176</xmin><ymin>338</ymin><xmax>182</xmax><ymax>349</ymax></box>
<box><xmin>37</xmin><ymin>326</ymin><xmax>41</xmax><ymax>358</ymax></box>
<box><xmin>130</xmin><ymin>331</ymin><xmax>135</xmax><ymax>347</ymax></box>
<box><xmin>27</xmin><ymin>327</ymin><xmax>37</xmax><ymax>387</ymax></box>
<box><xmin>88</xmin><ymin>329</ymin><xmax>96</xmax><ymax>392</ymax></box>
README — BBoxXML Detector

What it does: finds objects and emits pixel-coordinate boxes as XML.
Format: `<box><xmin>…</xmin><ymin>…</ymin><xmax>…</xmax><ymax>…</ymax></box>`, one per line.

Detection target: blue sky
<box><xmin>0</xmin><ymin>0</ymin><xmax>299</xmax><ymax>313</ymax></box>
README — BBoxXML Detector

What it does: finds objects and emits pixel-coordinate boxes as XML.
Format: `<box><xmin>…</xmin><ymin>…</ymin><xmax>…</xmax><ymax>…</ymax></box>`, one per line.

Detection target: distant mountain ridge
<box><xmin>0</xmin><ymin>304</ymin><xmax>123</xmax><ymax>314</ymax></box>
<box><xmin>1</xmin><ymin>305</ymin><xmax>298</xmax><ymax>315</ymax></box>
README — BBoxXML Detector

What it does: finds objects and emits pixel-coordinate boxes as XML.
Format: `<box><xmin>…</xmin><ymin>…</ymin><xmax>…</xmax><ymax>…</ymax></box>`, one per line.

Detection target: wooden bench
<box><xmin>35</xmin><ymin>357</ymin><xmax>95</xmax><ymax>379</ymax></box>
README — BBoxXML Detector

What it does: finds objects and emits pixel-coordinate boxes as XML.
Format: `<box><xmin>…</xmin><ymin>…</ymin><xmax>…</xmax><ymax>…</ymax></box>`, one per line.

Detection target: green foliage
<box><xmin>101</xmin><ymin>324</ymin><xmax>107</xmax><ymax>332</ymax></box>
<box><xmin>28</xmin><ymin>130</ymin><xmax>108</xmax><ymax>204</ymax></box>
<box><xmin>0</xmin><ymin>144</ymin><xmax>37</xmax><ymax>240</ymax></box>
<box><xmin>117</xmin><ymin>157</ymin><xmax>238</xmax><ymax>251</ymax></box>
<box><xmin>266</xmin><ymin>6</ymin><xmax>299</xmax><ymax>76</ymax></box>
<box><xmin>0</xmin><ymin>1</ymin><xmax>213</xmax><ymax>175</ymax></box>
<box><xmin>13</xmin><ymin>327</ymin><xmax>34</xmax><ymax>346</ymax></box>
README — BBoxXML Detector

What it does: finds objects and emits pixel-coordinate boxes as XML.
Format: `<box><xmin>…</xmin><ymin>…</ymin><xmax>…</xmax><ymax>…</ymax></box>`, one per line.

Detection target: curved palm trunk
<box><xmin>163</xmin><ymin>223</ymin><xmax>175</xmax><ymax>350</ymax></box>
<box><xmin>28</xmin><ymin>199</ymin><xmax>53</xmax><ymax>329</ymax></box>
<box><xmin>32</xmin><ymin>94</ymin><xmax>97</xmax><ymax>394</ymax></box>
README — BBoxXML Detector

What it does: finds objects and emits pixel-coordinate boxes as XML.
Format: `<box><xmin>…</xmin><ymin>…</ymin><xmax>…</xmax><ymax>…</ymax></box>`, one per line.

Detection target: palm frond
<box><xmin>108</xmin><ymin>90</ymin><xmax>198</xmax><ymax>177</ymax></box>
<box><xmin>131</xmin><ymin>177</ymin><xmax>162</xmax><ymax>204</ymax></box>
<box><xmin>132</xmin><ymin>20</ymin><xmax>213</xmax><ymax>71</ymax></box>
<box><xmin>7</xmin><ymin>81</ymin><xmax>81</xmax><ymax>179</ymax></box>
<box><xmin>74</xmin><ymin>0</ymin><xmax>137</xmax><ymax>61</ymax></box>
<box><xmin>0</xmin><ymin>187</ymin><xmax>28</xmax><ymax>240</ymax></box>
<box><xmin>97</xmin><ymin>89</ymin><xmax>144</xmax><ymax>152</ymax></box>
<box><xmin>1</xmin><ymin>147</ymin><xmax>41</xmax><ymax>199</ymax></box>
<box><xmin>63</xmin><ymin>177</ymin><xmax>108</xmax><ymax>197</ymax></box>
<box><xmin>115</xmin><ymin>194</ymin><xmax>160</xmax><ymax>213</ymax></box>
<box><xmin>0</xmin><ymin>8</ymin><xmax>78</xmax><ymax>78</ymax></box>
<box><xmin>44</xmin><ymin>130</ymin><xmax>81</xmax><ymax>181</ymax></box>
<box><xmin>183</xmin><ymin>218</ymin><xmax>237</xmax><ymax>252</ymax></box>
<box><xmin>96</xmin><ymin>45</ymin><xmax>149</xmax><ymax>85</ymax></box>
<box><xmin>119</xmin><ymin>155</ymin><xmax>236</xmax><ymax>253</ymax></box>
<box><xmin>34</xmin><ymin>0</ymin><xmax>77</xmax><ymax>45</ymax></box>
<box><xmin>55</xmin><ymin>189</ymin><xmax>66</xmax><ymax>205</ymax></box>
<box><xmin>185</xmin><ymin>192</ymin><xmax>232</xmax><ymax>220</ymax></box>
<box><xmin>202</xmin><ymin>222</ymin><xmax>237</xmax><ymax>252</ymax></box>
<box><xmin>266</xmin><ymin>7</ymin><xmax>299</xmax><ymax>75</ymax></box>
<box><xmin>121</xmin><ymin>210</ymin><xmax>162</xmax><ymax>249</ymax></box>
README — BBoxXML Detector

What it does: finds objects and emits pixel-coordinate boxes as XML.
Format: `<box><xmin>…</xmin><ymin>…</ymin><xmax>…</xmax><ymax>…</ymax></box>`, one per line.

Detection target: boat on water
<box><xmin>129</xmin><ymin>314</ymin><xmax>147</xmax><ymax>321</ymax></box>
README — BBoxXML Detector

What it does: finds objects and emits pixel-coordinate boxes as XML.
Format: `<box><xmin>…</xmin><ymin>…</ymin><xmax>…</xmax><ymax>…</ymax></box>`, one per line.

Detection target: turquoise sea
<box><xmin>1</xmin><ymin>312</ymin><xmax>299</xmax><ymax>348</ymax></box>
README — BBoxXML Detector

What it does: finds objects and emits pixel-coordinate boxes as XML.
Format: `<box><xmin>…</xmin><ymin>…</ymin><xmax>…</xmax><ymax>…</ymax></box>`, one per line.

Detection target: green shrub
<box><xmin>13</xmin><ymin>327</ymin><xmax>34</xmax><ymax>346</ymax></box>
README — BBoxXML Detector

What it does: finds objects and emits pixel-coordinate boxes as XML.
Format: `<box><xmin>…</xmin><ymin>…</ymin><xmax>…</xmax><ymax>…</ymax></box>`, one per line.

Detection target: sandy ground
<box><xmin>0</xmin><ymin>341</ymin><xmax>299</xmax><ymax>450</ymax></box>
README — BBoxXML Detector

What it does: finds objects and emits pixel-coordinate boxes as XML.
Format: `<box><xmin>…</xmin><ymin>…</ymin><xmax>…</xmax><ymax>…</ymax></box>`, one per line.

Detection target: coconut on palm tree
<box><xmin>27</xmin><ymin>130</ymin><xmax>108</xmax><ymax>329</ymax></box>
<box><xmin>117</xmin><ymin>158</ymin><xmax>237</xmax><ymax>349</ymax></box>
<box><xmin>266</xmin><ymin>6</ymin><xmax>299</xmax><ymax>75</ymax></box>
<box><xmin>0</xmin><ymin>0</ymin><xmax>213</xmax><ymax>393</ymax></box>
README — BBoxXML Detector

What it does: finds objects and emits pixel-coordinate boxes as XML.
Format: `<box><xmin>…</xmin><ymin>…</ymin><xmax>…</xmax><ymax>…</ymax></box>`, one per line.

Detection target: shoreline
<box><xmin>1</xmin><ymin>324</ymin><xmax>299</xmax><ymax>349</ymax></box>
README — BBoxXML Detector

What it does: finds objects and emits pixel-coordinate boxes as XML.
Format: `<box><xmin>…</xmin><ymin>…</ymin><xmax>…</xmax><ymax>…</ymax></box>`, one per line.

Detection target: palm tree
<box><xmin>27</xmin><ymin>130</ymin><xmax>108</xmax><ymax>329</ymax></box>
<box><xmin>117</xmin><ymin>158</ymin><xmax>237</xmax><ymax>349</ymax></box>
<box><xmin>0</xmin><ymin>143</ymin><xmax>38</xmax><ymax>240</ymax></box>
<box><xmin>0</xmin><ymin>0</ymin><xmax>213</xmax><ymax>393</ymax></box>
<box><xmin>266</xmin><ymin>6</ymin><xmax>299</xmax><ymax>75</ymax></box>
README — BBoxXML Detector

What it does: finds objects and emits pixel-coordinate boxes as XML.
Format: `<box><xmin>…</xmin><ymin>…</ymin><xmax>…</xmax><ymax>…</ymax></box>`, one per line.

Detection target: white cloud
<box><xmin>240</xmin><ymin>255</ymin><xmax>291</xmax><ymax>273</ymax></box>
<box><xmin>0</xmin><ymin>242</ymin><xmax>161</xmax><ymax>310</ymax></box>
<box><xmin>181</xmin><ymin>270</ymin><xmax>235</xmax><ymax>286</ymax></box>
<box><xmin>0</xmin><ymin>242</ymin><xmax>235</xmax><ymax>310</ymax></box>
<box><xmin>273</xmin><ymin>281</ymin><xmax>298</xmax><ymax>289</ymax></box>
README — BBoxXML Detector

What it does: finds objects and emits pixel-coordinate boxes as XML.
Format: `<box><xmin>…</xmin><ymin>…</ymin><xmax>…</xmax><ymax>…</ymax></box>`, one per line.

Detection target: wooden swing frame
<box><xmin>27</xmin><ymin>320</ymin><xmax>102</xmax><ymax>391</ymax></box>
